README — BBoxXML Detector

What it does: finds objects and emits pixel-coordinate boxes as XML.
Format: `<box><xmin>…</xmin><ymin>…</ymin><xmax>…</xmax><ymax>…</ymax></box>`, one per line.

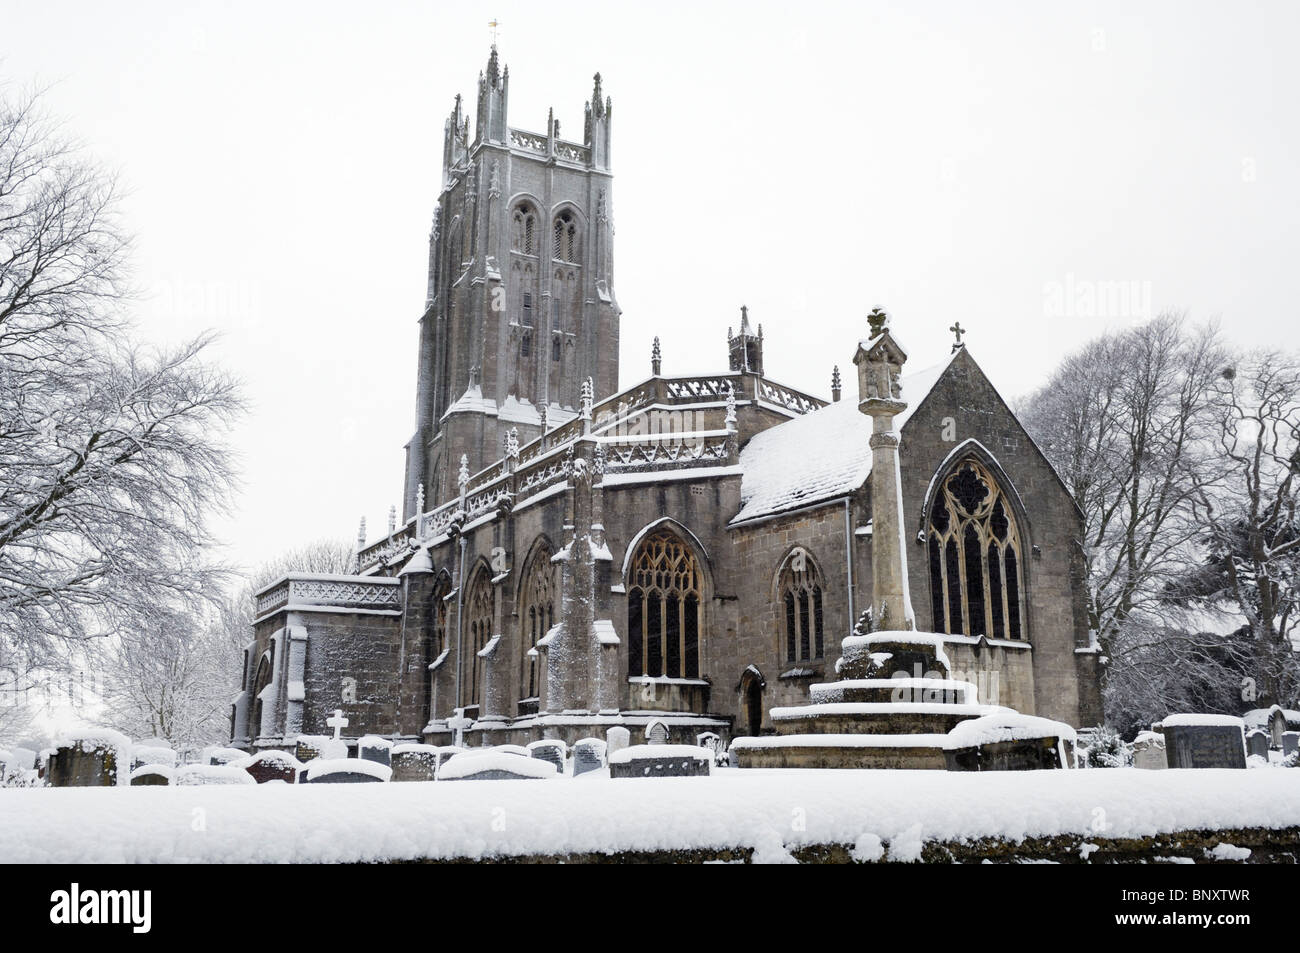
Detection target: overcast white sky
<box><xmin>3</xmin><ymin>1</ymin><xmax>1297</xmax><ymax>573</ymax></box>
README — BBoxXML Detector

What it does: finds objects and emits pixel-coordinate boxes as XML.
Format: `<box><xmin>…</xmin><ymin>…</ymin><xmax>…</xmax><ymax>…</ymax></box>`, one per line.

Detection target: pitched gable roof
<box><xmin>732</xmin><ymin>352</ymin><xmax>957</xmax><ymax>524</ymax></box>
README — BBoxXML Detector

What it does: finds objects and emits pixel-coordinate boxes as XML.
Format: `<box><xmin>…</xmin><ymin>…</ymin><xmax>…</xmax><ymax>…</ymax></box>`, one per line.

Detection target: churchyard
<box><xmin>5</xmin><ymin>704</ymin><xmax>1298</xmax><ymax>864</ymax></box>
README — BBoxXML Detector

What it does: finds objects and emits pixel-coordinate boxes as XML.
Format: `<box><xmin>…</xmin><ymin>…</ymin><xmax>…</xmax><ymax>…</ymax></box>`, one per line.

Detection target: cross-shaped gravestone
<box><xmin>326</xmin><ymin>709</ymin><xmax>349</xmax><ymax>742</ymax></box>
<box><xmin>950</xmin><ymin>321</ymin><xmax>966</xmax><ymax>351</ymax></box>
<box><xmin>446</xmin><ymin>708</ymin><xmax>475</xmax><ymax>749</ymax></box>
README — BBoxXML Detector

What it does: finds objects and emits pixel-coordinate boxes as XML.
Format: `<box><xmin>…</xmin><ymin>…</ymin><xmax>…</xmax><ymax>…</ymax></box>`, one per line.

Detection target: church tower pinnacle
<box><xmin>404</xmin><ymin>49</ymin><xmax>620</xmax><ymax>518</ymax></box>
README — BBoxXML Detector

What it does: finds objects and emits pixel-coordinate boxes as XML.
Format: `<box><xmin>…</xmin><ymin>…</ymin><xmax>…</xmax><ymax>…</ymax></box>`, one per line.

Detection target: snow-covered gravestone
<box><xmin>606</xmin><ymin>726</ymin><xmax>631</xmax><ymax>759</ymax></box>
<box><xmin>47</xmin><ymin>729</ymin><xmax>130</xmax><ymax>787</ymax></box>
<box><xmin>528</xmin><ymin>739</ymin><xmax>566</xmax><ymax>775</ymax></box>
<box><xmin>1246</xmin><ymin>729</ymin><xmax>1270</xmax><ymax>761</ymax></box>
<box><xmin>446</xmin><ymin>708</ymin><xmax>475</xmax><ymax>749</ymax></box>
<box><xmin>1284</xmin><ymin>732</ymin><xmax>1300</xmax><ymax>757</ymax></box>
<box><xmin>645</xmin><ymin>719</ymin><xmax>670</xmax><ymax>745</ymax></box>
<box><xmin>1131</xmin><ymin>731</ymin><xmax>1167</xmax><ymax>770</ymax></box>
<box><xmin>390</xmin><ymin>744</ymin><xmax>439</xmax><ymax>782</ymax></box>
<box><xmin>572</xmin><ymin>738</ymin><xmax>606</xmax><ymax>776</ymax></box>
<box><xmin>1161</xmin><ymin>715</ymin><xmax>1246</xmax><ymax>770</ymax></box>
<box><xmin>321</xmin><ymin>708</ymin><xmax>350</xmax><ymax>759</ymax></box>
<box><xmin>696</xmin><ymin>732</ymin><xmax>722</xmax><ymax>764</ymax></box>
<box><xmin>358</xmin><ymin>735</ymin><xmax>393</xmax><ymax>766</ymax></box>
<box><xmin>240</xmin><ymin>750</ymin><xmax>304</xmax><ymax>784</ymax></box>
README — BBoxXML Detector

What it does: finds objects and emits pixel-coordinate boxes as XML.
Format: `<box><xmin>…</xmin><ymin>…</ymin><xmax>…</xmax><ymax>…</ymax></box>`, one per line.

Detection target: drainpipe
<box><xmin>844</xmin><ymin>497</ymin><xmax>855</xmax><ymax>628</ymax></box>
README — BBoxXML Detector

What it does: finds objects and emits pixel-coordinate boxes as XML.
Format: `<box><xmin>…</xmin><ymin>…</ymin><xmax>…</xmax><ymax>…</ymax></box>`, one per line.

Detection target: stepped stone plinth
<box><xmin>731</xmin><ymin>630</ymin><xmax>1003</xmax><ymax>770</ymax></box>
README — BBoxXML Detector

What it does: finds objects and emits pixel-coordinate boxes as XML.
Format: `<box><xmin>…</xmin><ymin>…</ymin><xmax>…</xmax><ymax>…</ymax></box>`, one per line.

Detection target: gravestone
<box><xmin>433</xmin><ymin>746</ymin><xmax>466</xmax><ymax>777</ymax></box>
<box><xmin>206</xmin><ymin>747</ymin><xmax>248</xmax><ymax>767</ymax></box>
<box><xmin>303</xmin><ymin>758</ymin><xmax>391</xmax><ymax>783</ymax></box>
<box><xmin>241</xmin><ymin>750</ymin><xmax>304</xmax><ymax>784</ymax></box>
<box><xmin>46</xmin><ymin>730</ymin><xmax>129</xmax><ymax>787</ymax></box>
<box><xmin>1132</xmin><ymin>733</ymin><xmax>1167</xmax><ymax>770</ymax></box>
<box><xmin>1269</xmin><ymin>709</ymin><xmax>1288</xmax><ymax>748</ymax></box>
<box><xmin>609</xmin><ymin>744</ymin><xmax>711</xmax><ymax>779</ymax></box>
<box><xmin>645</xmin><ymin>719</ymin><xmax>670</xmax><ymax>745</ymax></box>
<box><xmin>296</xmin><ymin>735</ymin><xmax>328</xmax><ymax>763</ymax></box>
<box><xmin>1284</xmin><ymin>732</ymin><xmax>1300</xmax><ymax>757</ymax></box>
<box><xmin>1246</xmin><ymin>729</ymin><xmax>1270</xmax><ymax>761</ymax></box>
<box><xmin>175</xmin><ymin>764</ymin><xmax>256</xmax><ymax>785</ymax></box>
<box><xmin>131</xmin><ymin>745</ymin><xmax>177</xmax><ymax>772</ymax></box>
<box><xmin>1161</xmin><ymin>716</ymin><xmax>1246</xmax><ymax>769</ymax></box>
<box><xmin>438</xmin><ymin>750</ymin><xmax>557</xmax><ymax>781</ymax></box>
<box><xmin>573</xmin><ymin>738</ymin><xmax>607</xmax><ymax>776</ymax></box>
<box><xmin>357</xmin><ymin>735</ymin><xmax>393</xmax><ymax>766</ymax></box>
<box><xmin>606</xmin><ymin>726</ymin><xmax>631</xmax><ymax>760</ymax></box>
<box><xmin>527</xmin><ymin>740</ymin><xmax>566</xmax><ymax>775</ymax></box>
<box><xmin>446</xmin><ymin>708</ymin><xmax>475</xmax><ymax>748</ymax></box>
<box><xmin>390</xmin><ymin>744</ymin><xmax>439</xmax><ymax>782</ymax></box>
<box><xmin>129</xmin><ymin>765</ymin><xmax>174</xmax><ymax>786</ymax></box>
<box><xmin>696</xmin><ymin>732</ymin><xmax>723</xmax><ymax>764</ymax></box>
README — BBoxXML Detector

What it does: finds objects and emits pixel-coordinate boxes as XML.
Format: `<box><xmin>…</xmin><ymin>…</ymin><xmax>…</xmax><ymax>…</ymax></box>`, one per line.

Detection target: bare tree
<box><xmin>1180</xmin><ymin>350</ymin><xmax>1300</xmax><ymax>706</ymax></box>
<box><xmin>0</xmin><ymin>84</ymin><xmax>244</xmax><ymax>682</ymax></box>
<box><xmin>1022</xmin><ymin>314</ymin><xmax>1227</xmax><ymax>651</ymax></box>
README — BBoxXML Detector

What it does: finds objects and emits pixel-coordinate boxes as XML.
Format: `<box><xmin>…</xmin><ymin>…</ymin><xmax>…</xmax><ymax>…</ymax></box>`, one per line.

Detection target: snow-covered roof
<box><xmin>732</xmin><ymin>355</ymin><xmax>955</xmax><ymax>524</ymax></box>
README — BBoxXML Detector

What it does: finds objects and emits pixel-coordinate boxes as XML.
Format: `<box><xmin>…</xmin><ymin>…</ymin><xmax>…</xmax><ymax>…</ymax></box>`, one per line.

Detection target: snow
<box><xmin>733</xmin><ymin>356</ymin><xmax>953</xmax><ymax>524</ymax></box>
<box><xmin>175</xmin><ymin>765</ymin><xmax>256</xmax><ymax>786</ymax></box>
<box><xmin>1207</xmin><ymin>842</ymin><xmax>1251</xmax><ymax>861</ymax></box>
<box><xmin>304</xmin><ymin>758</ymin><xmax>392</xmax><ymax>782</ymax></box>
<box><xmin>357</xmin><ymin>735</ymin><xmax>393</xmax><ymax>750</ymax></box>
<box><xmin>771</xmin><ymin>702</ymin><xmax>993</xmax><ymax>720</ymax></box>
<box><xmin>391</xmin><ymin>743</ymin><xmax>440</xmax><ymax>757</ymax></box>
<box><xmin>608</xmin><ymin>744</ymin><xmax>711</xmax><ymax>764</ymax></box>
<box><xmin>128</xmin><ymin>764</ymin><xmax>175</xmax><ymax>783</ymax></box>
<box><xmin>943</xmin><ymin>712</ymin><xmax>1077</xmax><ymax>750</ymax></box>
<box><xmin>130</xmin><ymin>746</ymin><xmax>176</xmax><ymax>767</ymax></box>
<box><xmin>4</xmin><ymin>769</ymin><xmax>1297</xmax><ymax>863</ymax></box>
<box><xmin>237</xmin><ymin>750</ymin><xmax>305</xmax><ymax>770</ymax></box>
<box><xmin>1159</xmin><ymin>714</ymin><xmax>1246</xmax><ymax>728</ymax></box>
<box><xmin>1244</xmin><ymin>705</ymin><xmax>1300</xmax><ymax>729</ymax></box>
<box><xmin>437</xmin><ymin>751</ymin><xmax>558</xmax><ymax>780</ymax></box>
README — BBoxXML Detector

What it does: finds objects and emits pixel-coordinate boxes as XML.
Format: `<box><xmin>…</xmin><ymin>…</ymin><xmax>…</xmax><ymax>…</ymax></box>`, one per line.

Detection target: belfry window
<box><xmin>926</xmin><ymin>459</ymin><xmax>1026</xmax><ymax>640</ymax></box>
<box><xmin>778</xmin><ymin>548</ymin><xmax>825</xmax><ymax>663</ymax></box>
<box><xmin>627</xmin><ymin>529</ymin><xmax>703</xmax><ymax>679</ymax></box>
<box><xmin>511</xmin><ymin>206</ymin><xmax>538</xmax><ymax>255</ymax></box>
<box><xmin>553</xmin><ymin>211</ymin><xmax>579</xmax><ymax>263</ymax></box>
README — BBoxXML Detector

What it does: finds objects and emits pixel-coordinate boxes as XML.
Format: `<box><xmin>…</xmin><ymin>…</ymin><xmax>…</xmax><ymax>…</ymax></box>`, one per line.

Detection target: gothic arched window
<box><xmin>927</xmin><ymin>459</ymin><xmax>1026</xmax><ymax>640</ymax></box>
<box><xmin>519</xmin><ymin>545</ymin><xmax>556</xmax><ymax>705</ymax></box>
<box><xmin>778</xmin><ymin>548</ymin><xmax>825</xmax><ymax>663</ymax></box>
<box><xmin>553</xmin><ymin>211</ymin><xmax>579</xmax><ymax>263</ymax></box>
<box><xmin>464</xmin><ymin>569</ymin><xmax>494</xmax><ymax>709</ymax></box>
<box><xmin>627</xmin><ymin>528</ymin><xmax>703</xmax><ymax>679</ymax></box>
<box><xmin>511</xmin><ymin>205</ymin><xmax>538</xmax><ymax>255</ymax></box>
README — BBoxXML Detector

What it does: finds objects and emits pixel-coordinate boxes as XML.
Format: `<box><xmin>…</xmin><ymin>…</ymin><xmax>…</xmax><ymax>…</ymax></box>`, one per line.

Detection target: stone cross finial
<box><xmin>950</xmin><ymin>321</ymin><xmax>966</xmax><ymax>352</ymax></box>
<box><xmin>458</xmin><ymin>454</ymin><xmax>470</xmax><ymax>491</ymax></box>
<box><xmin>725</xmin><ymin>382</ymin><xmax>737</xmax><ymax>430</ymax></box>
<box><xmin>867</xmin><ymin>306</ymin><xmax>890</xmax><ymax>337</ymax></box>
<box><xmin>326</xmin><ymin>709</ymin><xmax>349</xmax><ymax>742</ymax></box>
<box><xmin>651</xmin><ymin>336</ymin><xmax>662</xmax><ymax>376</ymax></box>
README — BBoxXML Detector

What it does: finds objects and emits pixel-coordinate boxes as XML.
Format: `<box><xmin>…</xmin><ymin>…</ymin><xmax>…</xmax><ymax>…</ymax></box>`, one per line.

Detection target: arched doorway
<box><xmin>738</xmin><ymin>665</ymin><xmax>766</xmax><ymax>737</ymax></box>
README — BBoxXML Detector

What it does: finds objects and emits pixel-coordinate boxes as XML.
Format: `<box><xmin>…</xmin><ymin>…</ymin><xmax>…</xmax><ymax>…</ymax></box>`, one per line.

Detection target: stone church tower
<box><xmin>403</xmin><ymin>48</ymin><xmax>620</xmax><ymax>516</ymax></box>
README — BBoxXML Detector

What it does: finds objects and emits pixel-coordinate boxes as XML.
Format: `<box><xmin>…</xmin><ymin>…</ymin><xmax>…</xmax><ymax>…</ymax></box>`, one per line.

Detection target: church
<box><xmin>229</xmin><ymin>49</ymin><xmax>1102</xmax><ymax>752</ymax></box>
